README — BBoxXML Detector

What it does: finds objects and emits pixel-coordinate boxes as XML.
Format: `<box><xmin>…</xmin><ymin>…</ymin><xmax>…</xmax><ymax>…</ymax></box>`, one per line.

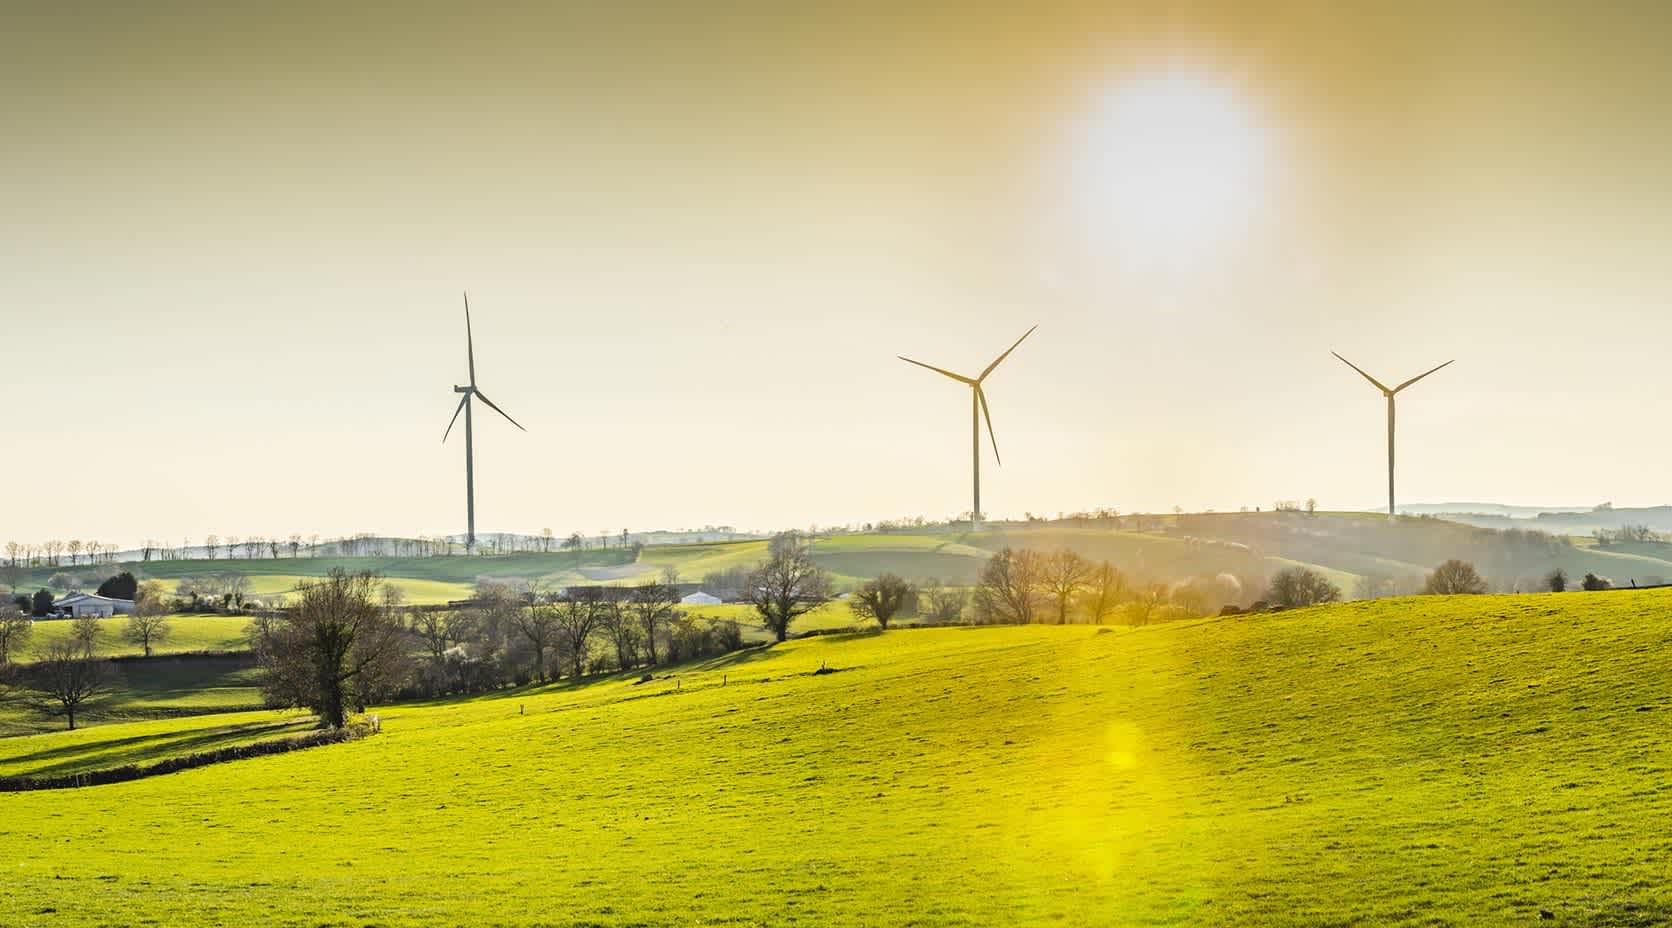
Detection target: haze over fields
<box><xmin>6</xmin><ymin>2</ymin><xmax>1672</xmax><ymax>547</ymax></box>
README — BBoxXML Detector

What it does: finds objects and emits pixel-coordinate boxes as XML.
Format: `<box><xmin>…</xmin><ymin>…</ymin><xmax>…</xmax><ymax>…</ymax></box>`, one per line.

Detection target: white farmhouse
<box><xmin>51</xmin><ymin>592</ymin><xmax>135</xmax><ymax>618</ymax></box>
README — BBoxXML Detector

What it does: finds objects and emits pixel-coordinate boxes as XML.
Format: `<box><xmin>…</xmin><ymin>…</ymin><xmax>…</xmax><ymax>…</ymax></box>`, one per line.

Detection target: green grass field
<box><xmin>240</xmin><ymin>574</ymin><xmax>474</xmax><ymax>605</ymax></box>
<box><xmin>0</xmin><ymin>655</ymin><xmax>264</xmax><ymax>738</ymax></box>
<box><xmin>4</xmin><ymin>588</ymin><xmax>1672</xmax><ymax>924</ymax></box>
<box><xmin>17</xmin><ymin>615</ymin><xmax>251</xmax><ymax>661</ymax></box>
<box><xmin>0</xmin><ymin>711</ymin><xmax>314</xmax><ymax>779</ymax></box>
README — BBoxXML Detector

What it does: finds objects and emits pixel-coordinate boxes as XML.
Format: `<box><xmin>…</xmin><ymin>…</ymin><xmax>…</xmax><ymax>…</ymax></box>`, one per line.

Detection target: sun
<box><xmin>1059</xmin><ymin>68</ymin><xmax>1275</xmax><ymax>270</ymax></box>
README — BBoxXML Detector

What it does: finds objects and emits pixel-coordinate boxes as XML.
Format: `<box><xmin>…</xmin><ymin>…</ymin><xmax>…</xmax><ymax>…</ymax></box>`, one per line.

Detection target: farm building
<box><xmin>680</xmin><ymin>591</ymin><xmax>723</xmax><ymax>606</ymax></box>
<box><xmin>51</xmin><ymin>592</ymin><xmax>135</xmax><ymax>618</ymax></box>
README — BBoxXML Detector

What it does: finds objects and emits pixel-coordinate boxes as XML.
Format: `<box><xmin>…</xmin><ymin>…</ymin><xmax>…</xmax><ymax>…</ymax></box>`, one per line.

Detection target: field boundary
<box><xmin>0</xmin><ymin>717</ymin><xmax>378</xmax><ymax>792</ymax></box>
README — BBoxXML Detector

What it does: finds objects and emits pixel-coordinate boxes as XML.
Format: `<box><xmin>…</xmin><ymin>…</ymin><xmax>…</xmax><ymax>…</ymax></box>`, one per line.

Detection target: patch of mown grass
<box><xmin>0</xmin><ymin>656</ymin><xmax>264</xmax><ymax>737</ymax></box>
<box><xmin>3</xmin><ymin>590</ymin><xmax>1672</xmax><ymax>925</ymax></box>
<box><xmin>18</xmin><ymin>615</ymin><xmax>250</xmax><ymax>661</ymax></box>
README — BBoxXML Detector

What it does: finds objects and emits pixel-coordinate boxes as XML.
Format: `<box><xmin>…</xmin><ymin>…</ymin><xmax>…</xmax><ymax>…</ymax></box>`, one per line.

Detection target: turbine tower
<box><xmin>443</xmin><ymin>293</ymin><xmax>526</xmax><ymax>554</ymax></box>
<box><xmin>1332</xmin><ymin>352</ymin><xmax>1454</xmax><ymax>521</ymax></box>
<box><xmin>899</xmin><ymin>325</ymin><xmax>1037</xmax><ymax>533</ymax></box>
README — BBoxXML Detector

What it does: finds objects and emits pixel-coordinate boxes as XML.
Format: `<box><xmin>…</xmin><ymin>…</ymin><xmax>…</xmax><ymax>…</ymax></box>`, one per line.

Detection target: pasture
<box><xmin>3</xmin><ymin>588</ymin><xmax>1671</xmax><ymax>925</ymax></box>
<box><xmin>0</xmin><ymin>654</ymin><xmax>263</xmax><ymax>738</ymax></box>
<box><xmin>17</xmin><ymin>615</ymin><xmax>250</xmax><ymax>660</ymax></box>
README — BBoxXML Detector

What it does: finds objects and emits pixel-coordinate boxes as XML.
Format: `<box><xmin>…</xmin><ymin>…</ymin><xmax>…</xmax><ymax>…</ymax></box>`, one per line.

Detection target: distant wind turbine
<box><xmin>899</xmin><ymin>325</ymin><xmax>1038</xmax><ymax>533</ymax></box>
<box><xmin>443</xmin><ymin>294</ymin><xmax>526</xmax><ymax>554</ymax></box>
<box><xmin>1332</xmin><ymin>352</ymin><xmax>1454</xmax><ymax>521</ymax></box>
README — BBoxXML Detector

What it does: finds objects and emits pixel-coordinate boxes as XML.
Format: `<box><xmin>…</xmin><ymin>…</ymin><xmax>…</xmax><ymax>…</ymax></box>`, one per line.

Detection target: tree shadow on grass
<box><xmin>2</xmin><ymin>717</ymin><xmax>317</xmax><ymax>778</ymax></box>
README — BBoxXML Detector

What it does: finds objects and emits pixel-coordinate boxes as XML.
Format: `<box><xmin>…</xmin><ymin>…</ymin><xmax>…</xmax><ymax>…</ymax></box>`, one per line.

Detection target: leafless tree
<box><xmin>71</xmin><ymin>614</ymin><xmax>104</xmax><ymax>654</ymax></box>
<box><xmin>849</xmin><ymin>573</ymin><xmax>915</xmax><ymax>630</ymax></box>
<box><xmin>973</xmin><ymin>548</ymin><xmax>1042</xmax><ymax>624</ymax></box>
<box><xmin>1265</xmin><ymin>567</ymin><xmax>1341</xmax><ymax>608</ymax></box>
<box><xmin>412</xmin><ymin>609</ymin><xmax>475</xmax><ymax>664</ymax></box>
<box><xmin>1128</xmin><ymin>583</ymin><xmax>1172</xmax><ymax>625</ymax></box>
<box><xmin>1425</xmin><ymin>559</ymin><xmax>1488</xmax><ymax>595</ymax></box>
<box><xmin>1041</xmin><ymin>549</ymin><xmax>1091</xmax><ymax>624</ymax></box>
<box><xmin>919</xmin><ymin>578</ymin><xmax>968</xmax><ymax>624</ymax></box>
<box><xmin>1083</xmin><ymin>561</ymin><xmax>1126</xmax><ymax>624</ymax></box>
<box><xmin>27</xmin><ymin>638</ymin><xmax>109</xmax><ymax>730</ymax></box>
<box><xmin>597</xmin><ymin>592</ymin><xmax>641</xmax><ymax>670</ymax></box>
<box><xmin>0</xmin><ymin>601</ymin><xmax>32</xmax><ymax>664</ymax></box>
<box><xmin>250</xmin><ymin>570</ymin><xmax>409</xmax><ymax>728</ymax></box>
<box><xmin>66</xmin><ymin>539</ymin><xmax>84</xmax><ymax>565</ymax></box>
<box><xmin>628</xmin><ymin>574</ymin><xmax>681</xmax><ymax>665</ymax></box>
<box><xmin>742</xmin><ymin>538</ymin><xmax>833</xmax><ymax>642</ymax></box>
<box><xmin>555</xmin><ymin>589</ymin><xmax>604</xmax><ymax>678</ymax></box>
<box><xmin>512</xmin><ymin>596</ymin><xmax>561</xmax><ymax>682</ymax></box>
<box><xmin>124</xmin><ymin>581</ymin><xmax>173</xmax><ymax>657</ymax></box>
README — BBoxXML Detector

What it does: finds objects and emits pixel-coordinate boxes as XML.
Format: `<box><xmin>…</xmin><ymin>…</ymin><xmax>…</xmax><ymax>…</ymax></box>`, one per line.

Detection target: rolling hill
<box><xmin>3</xmin><ymin>589</ymin><xmax>1671</xmax><ymax>924</ymax></box>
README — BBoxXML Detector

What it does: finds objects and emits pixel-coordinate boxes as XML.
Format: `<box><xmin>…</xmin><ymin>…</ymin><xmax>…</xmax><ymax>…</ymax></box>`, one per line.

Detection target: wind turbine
<box><xmin>443</xmin><ymin>293</ymin><xmax>526</xmax><ymax>554</ymax></box>
<box><xmin>900</xmin><ymin>325</ymin><xmax>1038</xmax><ymax>533</ymax></box>
<box><xmin>1332</xmin><ymin>352</ymin><xmax>1454</xmax><ymax>521</ymax></box>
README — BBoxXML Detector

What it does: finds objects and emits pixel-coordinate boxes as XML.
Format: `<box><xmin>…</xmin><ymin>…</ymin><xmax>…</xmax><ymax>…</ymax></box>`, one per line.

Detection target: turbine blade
<box><xmin>898</xmin><ymin>355</ymin><xmax>974</xmax><ymax>385</ymax></box>
<box><xmin>464</xmin><ymin>292</ymin><xmax>476</xmax><ymax>387</ymax></box>
<box><xmin>1331</xmin><ymin>352</ymin><xmax>1391</xmax><ymax>393</ymax></box>
<box><xmin>474</xmin><ymin>390</ymin><xmax>526</xmax><ymax>432</ymax></box>
<box><xmin>442</xmin><ymin>394</ymin><xmax>468</xmax><ymax>443</ymax></box>
<box><xmin>978</xmin><ymin>324</ymin><xmax>1038</xmax><ymax>381</ymax></box>
<box><xmin>976</xmin><ymin>386</ymin><xmax>1001</xmax><ymax>465</ymax></box>
<box><xmin>1393</xmin><ymin>359</ymin><xmax>1455</xmax><ymax>394</ymax></box>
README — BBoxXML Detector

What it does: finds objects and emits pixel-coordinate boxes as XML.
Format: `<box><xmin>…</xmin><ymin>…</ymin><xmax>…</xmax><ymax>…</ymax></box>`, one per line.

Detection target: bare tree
<box><xmin>1041</xmin><ymin>549</ymin><xmax>1091</xmax><ymax>624</ymax></box>
<box><xmin>0</xmin><ymin>601</ymin><xmax>32</xmax><ymax>665</ymax></box>
<box><xmin>66</xmin><ymin>539</ymin><xmax>84</xmax><ymax>565</ymax></box>
<box><xmin>512</xmin><ymin>596</ymin><xmax>561</xmax><ymax>682</ymax></box>
<box><xmin>742</xmin><ymin>538</ymin><xmax>833</xmax><ymax>642</ymax></box>
<box><xmin>1424</xmin><ymin>559</ymin><xmax>1488</xmax><ymax>595</ymax></box>
<box><xmin>1265</xmin><ymin>567</ymin><xmax>1341</xmax><ymax>608</ymax></box>
<box><xmin>124</xmin><ymin>581</ymin><xmax>172</xmax><ymax>657</ymax></box>
<box><xmin>27</xmin><ymin>638</ymin><xmax>109</xmax><ymax>730</ymax></box>
<box><xmin>1083</xmin><ymin>561</ymin><xmax>1126</xmax><ymax>625</ymax></box>
<box><xmin>972</xmin><ymin>548</ymin><xmax>1042</xmax><ymax>624</ymax></box>
<box><xmin>597</xmin><ymin>592</ymin><xmax>642</xmax><ymax>670</ymax></box>
<box><xmin>250</xmin><ymin>570</ymin><xmax>409</xmax><ymax>728</ymax></box>
<box><xmin>1128</xmin><ymin>583</ymin><xmax>1171</xmax><ymax>625</ymax></box>
<box><xmin>1353</xmin><ymin>573</ymin><xmax>1399</xmax><ymax>600</ymax></box>
<box><xmin>412</xmin><ymin>609</ymin><xmax>475</xmax><ymax>664</ymax></box>
<box><xmin>849</xmin><ymin>574</ymin><xmax>915</xmax><ymax>630</ymax></box>
<box><xmin>555</xmin><ymin>589</ymin><xmax>604</xmax><ymax>678</ymax></box>
<box><xmin>628</xmin><ymin>575</ymin><xmax>681</xmax><ymax>665</ymax></box>
<box><xmin>71</xmin><ymin>614</ymin><xmax>104</xmax><ymax>654</ymax></box>
<box><xmin>919</xmin><ymin>578</ymin><xmax>968</xmax><ymax>624</ymax></box>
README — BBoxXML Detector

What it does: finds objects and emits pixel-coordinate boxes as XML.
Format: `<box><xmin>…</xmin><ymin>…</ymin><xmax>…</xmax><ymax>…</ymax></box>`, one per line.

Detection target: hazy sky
<box><xmin>4</xmin><ymin>1</ymin><xmax>1670</xmax><ymax>547</ymax></box>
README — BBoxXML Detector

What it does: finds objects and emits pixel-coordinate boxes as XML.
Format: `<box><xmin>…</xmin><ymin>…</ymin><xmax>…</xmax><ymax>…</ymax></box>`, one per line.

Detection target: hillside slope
<box><xmin>4</xmin><ymin>590</ymin><xmax>1672</xmax><ymax>925</ymax></box>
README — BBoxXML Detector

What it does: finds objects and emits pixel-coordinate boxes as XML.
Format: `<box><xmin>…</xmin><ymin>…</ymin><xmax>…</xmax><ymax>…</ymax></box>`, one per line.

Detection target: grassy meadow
<box><xmin>3</xmin><ymin>588</ymin><xmax>1672</xmax><ymax>924</ymax></box>
<box><xmin>0</xmin><ymin>655</ymin><xmax>263</xmax><ymax>738</ymax></box>
<box><xmin>17</xmin><ymin>615</ymin><xmax>251</xmax><ymax>661</ymax></box>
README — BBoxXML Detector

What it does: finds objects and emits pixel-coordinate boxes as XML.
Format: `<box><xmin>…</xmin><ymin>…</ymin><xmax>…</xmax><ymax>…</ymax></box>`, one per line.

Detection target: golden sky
<box><xmin>3</xmin><ymin>2</ymin><xmax>1670</xmax><ymax>545</ymax></box>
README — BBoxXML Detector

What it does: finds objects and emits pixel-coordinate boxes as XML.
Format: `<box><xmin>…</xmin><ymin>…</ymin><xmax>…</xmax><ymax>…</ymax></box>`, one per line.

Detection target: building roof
<box><xmin>52</xmin><ymin>592</ymin><xmax>136</xmax><ymax>608</ymax></box>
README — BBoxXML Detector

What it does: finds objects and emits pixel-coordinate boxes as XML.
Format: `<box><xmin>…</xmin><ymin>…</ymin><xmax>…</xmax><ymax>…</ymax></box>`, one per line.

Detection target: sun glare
<box><xmin>1062</xmin><ymin>68</ymin><xmax>1275</xmax><ymax>269</ymax></box>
